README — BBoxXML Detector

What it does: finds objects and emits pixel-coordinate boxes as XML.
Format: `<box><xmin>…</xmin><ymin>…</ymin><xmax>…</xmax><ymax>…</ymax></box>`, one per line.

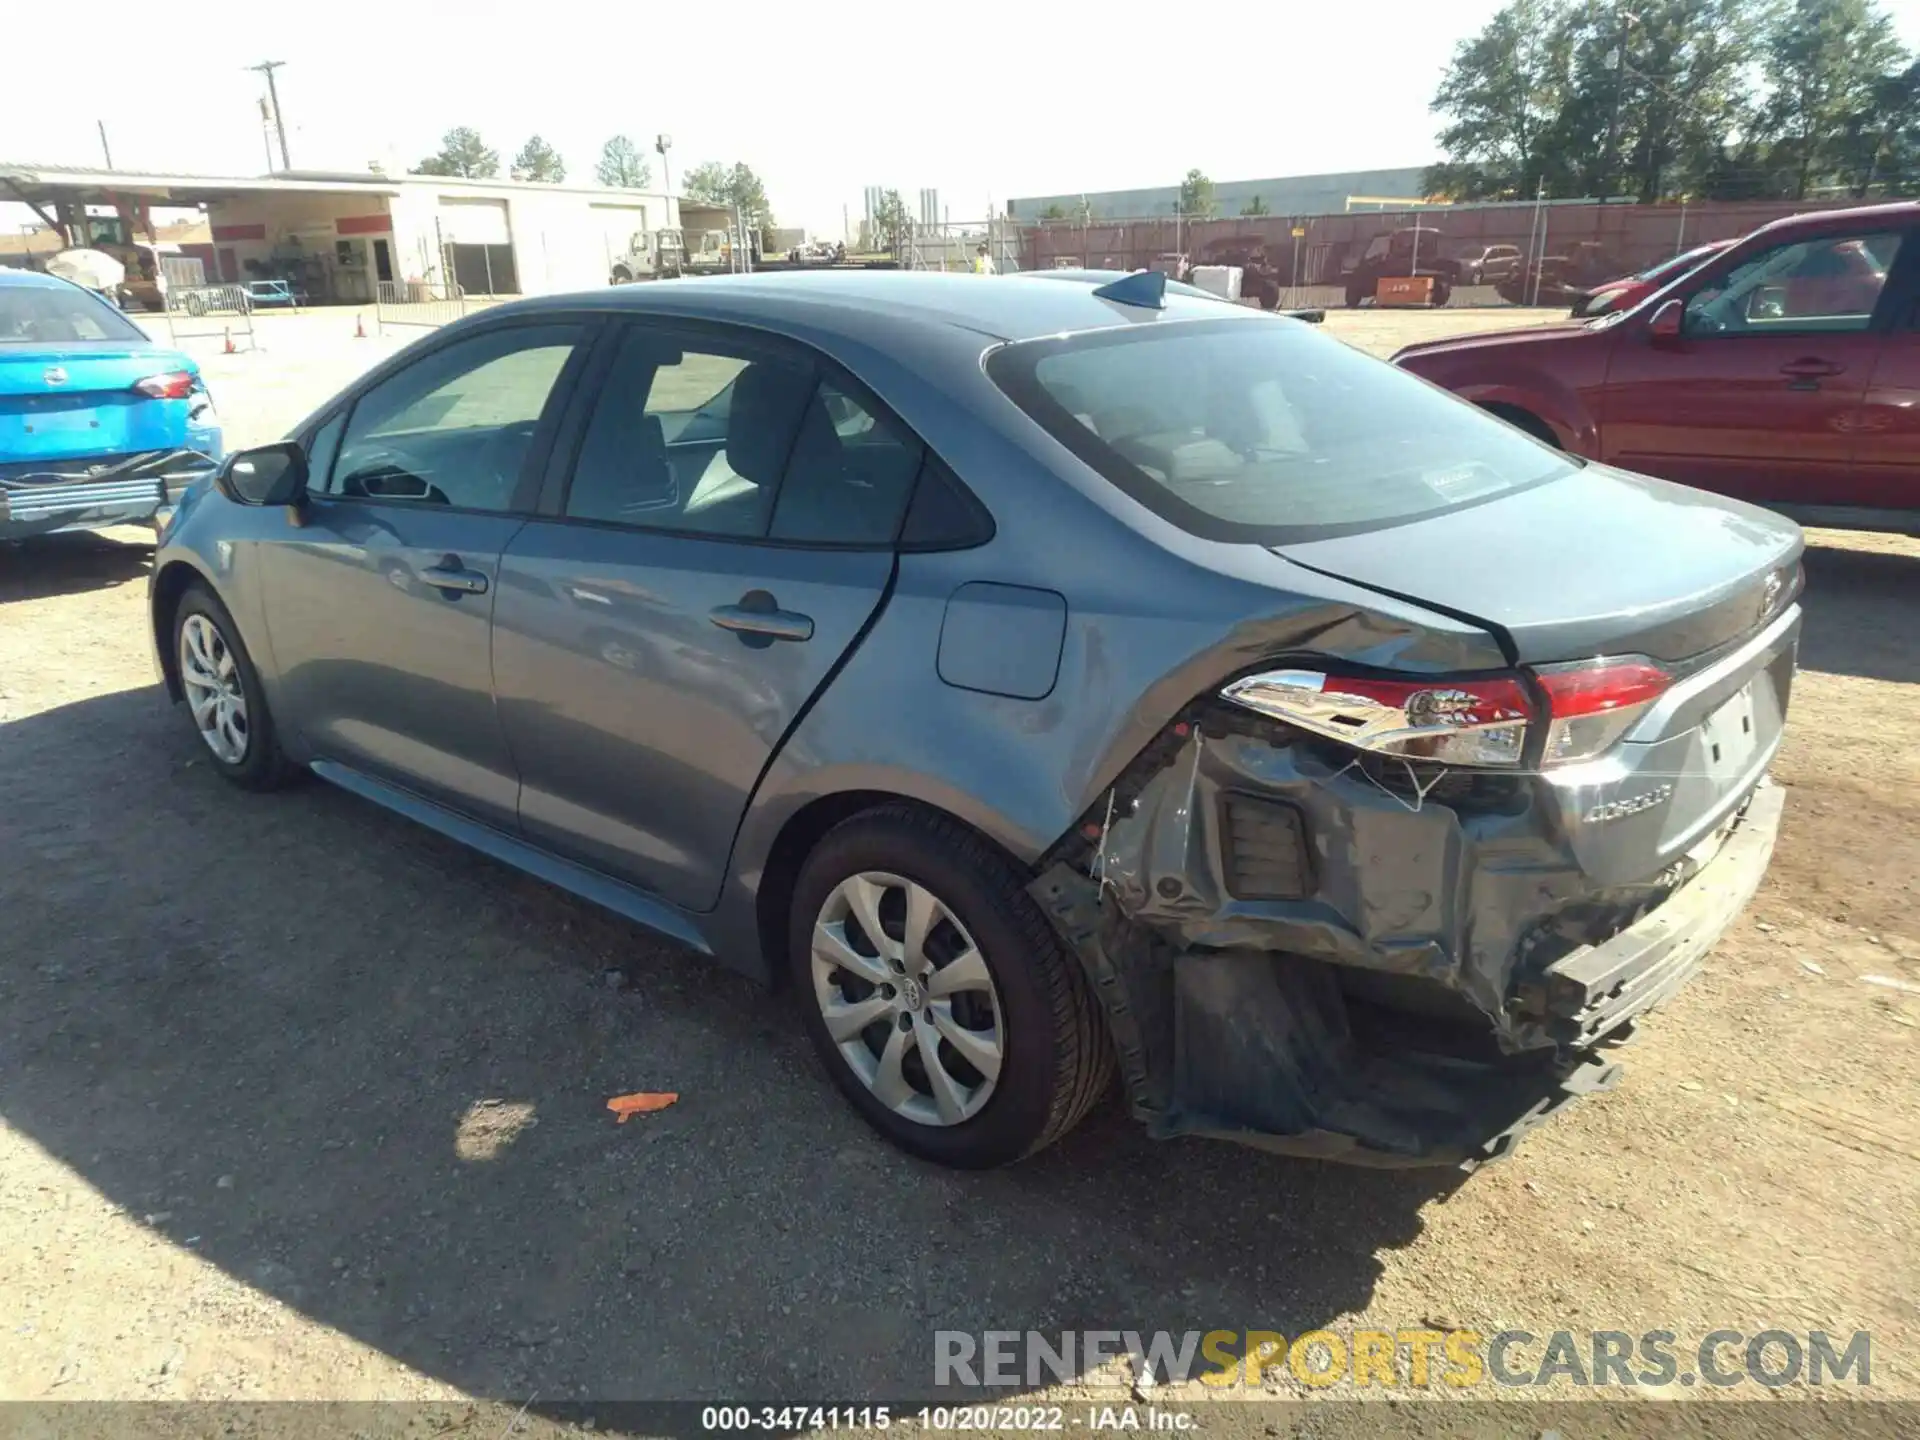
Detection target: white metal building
<box><xmin>0</xmin><ymin>163</ymin><xmax>678</xmax><ymax>303</ymax></box>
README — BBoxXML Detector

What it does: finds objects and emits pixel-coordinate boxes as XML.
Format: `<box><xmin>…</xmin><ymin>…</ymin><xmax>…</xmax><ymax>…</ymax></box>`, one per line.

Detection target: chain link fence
<box><xmin>162</xmin><ymin>285</ymin><xmax>258</xmax><ymax>351</ymax></box>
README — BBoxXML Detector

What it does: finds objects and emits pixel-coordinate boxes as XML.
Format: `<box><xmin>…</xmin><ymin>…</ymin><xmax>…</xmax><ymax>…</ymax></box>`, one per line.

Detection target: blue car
<box><xmin>1</xmin><ymin>268</ymin><xmax>223</xmax><ymax>542</ymax></box>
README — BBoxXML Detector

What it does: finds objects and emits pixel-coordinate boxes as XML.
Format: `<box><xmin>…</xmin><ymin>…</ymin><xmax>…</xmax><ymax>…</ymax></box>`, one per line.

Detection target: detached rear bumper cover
<box><xmin>1032</xmin><ymin>766</ymin><xmax>1783</xmax><ymax>1171</ymax></box>
<box><xmin>0</xmin><ymin>449</ymin><xmax>217</xmax><ymax>540</ymax></box>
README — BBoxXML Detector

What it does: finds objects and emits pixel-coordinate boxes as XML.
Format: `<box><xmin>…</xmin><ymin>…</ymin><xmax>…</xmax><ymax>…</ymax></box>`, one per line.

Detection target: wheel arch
<box><xmin>745</xmin><ymin>787</ymin><xmax>1043</xmax><ymax>991</ymax></box>
<box><xmin>1476</xmin><ymin>399</ymin><xmax>1564</xmax><ymax>448</ymax></box>
<box><xmin>150</xmin><ymin>556</ymin><xmax>219</xmax><ymax>702</ymax></box>
<box><xmin>1447</xmin><ymin>378</ymin><xmax>1596</xmax><ymax>454</ymax></box>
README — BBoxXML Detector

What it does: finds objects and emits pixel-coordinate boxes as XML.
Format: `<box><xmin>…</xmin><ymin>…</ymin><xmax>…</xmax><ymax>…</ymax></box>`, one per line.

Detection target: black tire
<box><xmin>1345</xmin><ymin>286</ymin><xmax>1366</xmax><ymax>308</ymax></box>
<box><xmin>171</xmin><ymin>583</ymin><xmax>299</xmax><ymax>791</ymax></box>
<box><xmin>610</xmin><ymin>267</ymin><xmax>633</xmax><ymax>285</ymax></box>
<box><xmin>1429</xmin><ymin>279</ymin><xmax>1452</xmax><ymax>307</ymax></box>
<box><xmin>789</xmin><ymin>804</ymin><xmax>1112</xmax><ymax>1168</ymax></box>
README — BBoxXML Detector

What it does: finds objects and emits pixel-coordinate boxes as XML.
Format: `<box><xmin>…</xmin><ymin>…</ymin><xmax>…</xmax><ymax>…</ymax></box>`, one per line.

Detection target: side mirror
<box><xmin>217</xmin><ymin>442</ymin><xmax>308</xmax><ymax>507</ymax></box>
<box><xmin>1647</xmin><ymin>299</ymin><xmax>1684</xmax><ymax>342</ymax></box>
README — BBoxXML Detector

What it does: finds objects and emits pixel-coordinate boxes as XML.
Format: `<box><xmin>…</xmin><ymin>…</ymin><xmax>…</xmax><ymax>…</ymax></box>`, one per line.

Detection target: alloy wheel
<box><xmin>179</xmin><ymin>612</ymin><xmax>250</xmax><ymax>764</ymax></box>
<box><xmin>809</xmin><ymin>871</ymin><xmax>1005</xmax><ymax>1127</ymax></box>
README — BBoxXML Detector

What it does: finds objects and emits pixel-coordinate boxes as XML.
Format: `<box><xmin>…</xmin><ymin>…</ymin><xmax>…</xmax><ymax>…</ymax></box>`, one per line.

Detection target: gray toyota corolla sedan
<box><xmin>150</xmin><ymin>269</ymin><xmax>1801</xmax><ymax>1170</ymax></box>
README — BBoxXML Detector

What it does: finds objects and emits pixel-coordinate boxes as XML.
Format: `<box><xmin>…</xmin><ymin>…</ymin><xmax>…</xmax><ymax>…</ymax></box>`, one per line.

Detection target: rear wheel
<box><xmin>790</xmin><ymin>805</ymin><xmax>1111</xmax><ymax>1168</ymax></box>
<box><xmin>1345</xmin><ymin>285</ymin><xmax>1366</xmax><ymax>308</ymax></box>
<box><xmin>1429</xmin><ymin>279</ymin><xmax>1452</xmax><ymax>307</ymax></box>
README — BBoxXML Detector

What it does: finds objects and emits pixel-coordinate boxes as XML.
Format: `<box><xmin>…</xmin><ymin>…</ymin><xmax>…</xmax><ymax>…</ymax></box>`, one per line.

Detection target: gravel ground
<box><xmin>1</xmin><ymin>304</ymin><xmax>1916</xmax><ymax>1421</ymax></box>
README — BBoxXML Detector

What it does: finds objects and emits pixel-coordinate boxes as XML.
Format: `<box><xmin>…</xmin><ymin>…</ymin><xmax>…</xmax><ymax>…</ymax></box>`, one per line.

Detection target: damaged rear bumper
<box><xmin>1031</xmin><ymin>758</ymin><xmax>1784</xmax><ymax>1170</ymax></box>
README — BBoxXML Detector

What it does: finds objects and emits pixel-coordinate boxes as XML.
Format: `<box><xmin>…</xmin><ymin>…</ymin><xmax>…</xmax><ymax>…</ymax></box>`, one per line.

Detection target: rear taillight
<box><xmin>1221</xmin><ymin>657</ymin><xmax>1673</xmax><ymax>772</ymax></box>
<box><xmin>1220</xmin><ymin>669</ymin><xmax>1534</xmax><ymax>768</ymax></box>
<box><xmin>132</xmin><ymin>370</ymin><xmax>195</xmax><ymax>400</ymax></box>
<box><xmin>1533</xmin><ymin>658</ymin><xmax>1670</xmax><ymax>768</ymax></box>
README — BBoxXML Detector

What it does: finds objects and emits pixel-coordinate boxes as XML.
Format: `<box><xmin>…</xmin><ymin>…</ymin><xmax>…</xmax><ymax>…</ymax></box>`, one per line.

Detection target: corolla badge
<box><xmin>1584</xmin><ymin>784</ymin><xmax>1674</xmax><ymax>824</ymax></box>
<box><xmin>43</xmin><ymin>366</ymin><xmax>68</xmax><ymax>386</ymax></box>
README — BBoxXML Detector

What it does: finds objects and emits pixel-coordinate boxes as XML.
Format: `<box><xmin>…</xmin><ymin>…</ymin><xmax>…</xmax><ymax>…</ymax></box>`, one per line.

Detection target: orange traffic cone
<box><xmin>354</xmin><ymin>312</ymin><xmax>366</xmax><ymax>339</ymax></box>
<box><xmin>222</xmin><ymin>326</ymin><xmax>235</xmax><ymax>355</ymax></box>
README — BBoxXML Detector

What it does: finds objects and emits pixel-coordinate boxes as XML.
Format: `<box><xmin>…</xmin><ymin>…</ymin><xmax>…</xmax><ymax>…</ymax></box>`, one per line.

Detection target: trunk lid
<box><xmin>0</xmin><ymin>344</ymin><xmax>197</xmax><ymax>464</ymax></box>
<box><xmin>1270</xmin><ymin>463</ymin><xmax>1803</xmax><ymax>666</ymax></box>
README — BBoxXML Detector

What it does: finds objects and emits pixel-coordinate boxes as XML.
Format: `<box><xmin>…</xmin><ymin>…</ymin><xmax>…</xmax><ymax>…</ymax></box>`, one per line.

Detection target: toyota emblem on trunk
<box><xmin>43</xmin><ymin>366</ymin><xmax>68</xmax><ymax>386</ymax></box>
<box><xmin>1762</xmin><ymin>568</ymin><xmax>1785</xmax><ymax>618</ymax></box>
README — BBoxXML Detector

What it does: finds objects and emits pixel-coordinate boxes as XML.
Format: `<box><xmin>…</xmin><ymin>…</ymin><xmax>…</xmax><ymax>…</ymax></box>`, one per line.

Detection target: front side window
<box><xmin>988</xmin><ymin>316</ymin><xmax>1574</xmax><ymax>543</ymax></box>
<box><xmin>330</xmin><ymin>324</ymin><xmax>582</xmax><ymax>509</ymax></box>
<box><xmin>0</xmin><ymin>282</ymin><xmax>146</xmax><ymax>344</ymax></box>
<box><xmin>1683</xmin><ymin>232</ymin><xmax>1901</xmax><ymax>336</ymax></box>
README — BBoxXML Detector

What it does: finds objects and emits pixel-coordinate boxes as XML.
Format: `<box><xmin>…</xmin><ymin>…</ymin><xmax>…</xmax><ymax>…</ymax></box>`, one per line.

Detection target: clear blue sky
<box><xmin>8</xmin><ymin>0</ymin><xmax>1920</xmax><ymax>234</ymax></box>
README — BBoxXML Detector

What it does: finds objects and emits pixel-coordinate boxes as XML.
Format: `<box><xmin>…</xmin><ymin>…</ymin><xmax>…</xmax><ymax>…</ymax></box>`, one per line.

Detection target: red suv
<box><xmin>1394</xmin><ymin>202</ymin><xmax>1920</xmax><ymax>534</ymax></box>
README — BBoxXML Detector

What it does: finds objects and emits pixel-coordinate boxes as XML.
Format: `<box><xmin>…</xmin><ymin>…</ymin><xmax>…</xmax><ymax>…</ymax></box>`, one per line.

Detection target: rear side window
<box><xmin>768</xmin><ymin>379</ymin><xmax>923</xmax><ymax>544</ymax></box>
<box><xmin>0</xmin><ymin>282</ymin><xmax>146</xmax><ymax>344</ymax></box>
<box><xmin>987</xmin><ymin>317</ymin><xmax>1573</xmax><ymax>543</ymax></box>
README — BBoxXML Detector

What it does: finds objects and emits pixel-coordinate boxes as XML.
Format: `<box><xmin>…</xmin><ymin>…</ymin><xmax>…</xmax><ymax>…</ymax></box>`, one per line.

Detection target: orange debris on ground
<box><xmin>606</xmin><ymin>1092</ymin><xmax>680</xmax><ymax>1122</ymax></box>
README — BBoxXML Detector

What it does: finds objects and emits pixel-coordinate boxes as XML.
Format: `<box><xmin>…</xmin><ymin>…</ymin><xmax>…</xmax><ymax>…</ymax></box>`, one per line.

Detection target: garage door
<box><xmin>438</xmin><ymin>198</ymin><xmax>517</xmax><ymax>295</ymax></box>
<box><xmin>590</xmin><ymin>203</ymin><xmax>649</xmax><ymax>271</ymax></box>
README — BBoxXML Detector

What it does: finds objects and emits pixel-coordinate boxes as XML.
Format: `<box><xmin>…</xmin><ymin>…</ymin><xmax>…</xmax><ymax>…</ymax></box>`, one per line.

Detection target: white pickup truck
<box><xmin>609</xmin><ymin>228</ymin><xmax>686</xmax><ymax>284</ymax></box>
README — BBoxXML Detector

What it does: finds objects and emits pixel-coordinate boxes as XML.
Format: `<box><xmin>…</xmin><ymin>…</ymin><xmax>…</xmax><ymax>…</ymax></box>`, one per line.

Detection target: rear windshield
<box><xmin>986</xmin><ymin>316</ymin><xmax>1574</xmax><ymax>542</ymax></box>
<box><xmin>0</xmin><ymin>283</ymin><xmax>146</xmax><ymax>345</ymax></box>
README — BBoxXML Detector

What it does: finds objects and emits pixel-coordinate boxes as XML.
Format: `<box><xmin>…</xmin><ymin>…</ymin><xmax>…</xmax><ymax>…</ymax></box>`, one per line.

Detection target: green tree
<box><xmin>1758</xmin><ymin>0</ymin><xmax>1908</xmax><ymax>198</ymax></box>
<box><xmin>1038</xmin><ymin>202</ymin><xmax>1069</xmax><ymax>220</ymax></box>
<box><xmin>594</xmin><ymin>135</ymin><xmax>651</xmax><ymax>188</ymax></box>
<box><xmin>1241</xmin><ymin>194</ymin><xmax>1271</xmax><ymax>216</ymax></box>
<box><xmin>412</xmin><ymin>126</ymin><xmax>499</xmax><ymax>179</ymax></box>
<box><xmin>1177</xmin><ymin>168</ymin><xmax>1216</xmax><ymax>218</ymax></box>
<box><xmin>1426</xmin><ymin>0</ymin><xmax>1577</xmax><ymax>198</ymax></box>
<box><xmin>1610</xmin><ymin>0</ymin><xmax>1763</xmax><ymax>202</ymax></box>
<box><xmin>512</xmin><ymin>135</ymin><xmax>566</xmax><ymax>183</ymax></box>
<box><xmin>685</xmin><ymin>161</ymin><xmax>774</xmax><ymax>228</ymax></box>
<box><xmin>1846</xmin><ymin>59</ymin><xmax>1920</xmax><ymax>195</ymax></box>
<box><xmin>872</xmin><ymin>188</ymin><xmax>910</xmax><ymax>254</ymax></box>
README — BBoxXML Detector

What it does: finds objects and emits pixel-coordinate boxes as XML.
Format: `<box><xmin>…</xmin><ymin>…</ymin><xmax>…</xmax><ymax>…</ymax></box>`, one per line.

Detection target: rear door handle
<box><xmin>419</xmin><ymin>557</ymin><xmax>489</xmax><ymax>595</ymax></box>
<box><xmin>1780</xmin><ymin>358</ymin><xmax>1845</xmax><ymax>378</ymax></box>
<box><xmin>710</xmin><ymin>595</ymin><xmax>813</xmax><ymax>643</ymax></box>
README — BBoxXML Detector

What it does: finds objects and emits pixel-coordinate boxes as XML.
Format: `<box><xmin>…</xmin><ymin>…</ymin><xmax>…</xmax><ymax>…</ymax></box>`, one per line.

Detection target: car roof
<box><xmin>0</xmin><ymin>268</ymin><xmax>80</xmax><ymax>291</ymax></box>
<box><xmin>499</xmin><ymin>268</ymin><xmax>1267</xmax><ymax>344</ymax></box>
<box><xmin>1754</xmin><ymin>200</ymin><xmax>1920</xmax><ymax>237</ymax></box>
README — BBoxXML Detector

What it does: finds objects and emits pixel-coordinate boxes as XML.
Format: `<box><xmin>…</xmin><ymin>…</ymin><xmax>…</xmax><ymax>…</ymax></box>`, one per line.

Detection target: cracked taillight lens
<box><xmin>1533</xmin><ymin>659</ymin><xmax>1671</xmax><ymax>768</ymax></box>
<box><xmin>131</xmin><ymin>370</ymin><xmax>195</xmax><ymax>400</ymax></box>
<box><xmin>1221</xmin><ymin>669</ymin><xmax>1534</xmax><ymax>768</ymax></box>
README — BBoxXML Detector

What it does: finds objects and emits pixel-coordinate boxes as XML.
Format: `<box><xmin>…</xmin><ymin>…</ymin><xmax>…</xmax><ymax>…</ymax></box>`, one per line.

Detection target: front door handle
<box><xmin>1780</xmin><ymin>357</ymin><xmax>1845</xmax><ymax>379</ymax></box>
<box><xmin>710</xmin><ymin>591</ymin><xmax>813</xmax><ymax>644</ymax></box>
<box><xmin>419</xmin><ymin>557</ymin><xmax>489</xmax><ymax>595</ymax></box>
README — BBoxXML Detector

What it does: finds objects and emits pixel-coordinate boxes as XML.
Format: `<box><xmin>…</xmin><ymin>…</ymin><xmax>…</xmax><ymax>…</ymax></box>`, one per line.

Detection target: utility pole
<box><xmin>1600</xmin><ymin>5</ymin><xmax>1632</xmax><ymax>202</ymax></box>
<box><xmin>97</xmin><ymin>120</ymin><xmax>113</xmax><ymax>169</ymax></box>
<box><xmin>249</xmin><ymin>61</ymin><xmax>291</xmax><ymax>171</ymax></box>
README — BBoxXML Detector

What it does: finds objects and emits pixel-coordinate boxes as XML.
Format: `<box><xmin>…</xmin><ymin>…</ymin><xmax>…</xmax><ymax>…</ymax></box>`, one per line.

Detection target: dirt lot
<box><xmin>1</xmin><ymin>305</ymin><xmax>1917</xmax><ymax>1420</ymax></box>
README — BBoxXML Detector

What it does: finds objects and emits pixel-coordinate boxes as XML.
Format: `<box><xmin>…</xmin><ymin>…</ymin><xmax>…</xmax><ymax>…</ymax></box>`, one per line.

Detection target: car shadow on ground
<box><xmin>1796</xmin><ymin>537</ymin><xmax>1920</xmax><ymax>685</ymax></box>
<box><xmin>0</xmin><ymin>685</ymin><xmax>1457</xmax><ymax>1405</ymax></box>
<box><xmin>0</xmin><ymin>532</ymin><xmax>154</xmax><ymax>604</ymax></box>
